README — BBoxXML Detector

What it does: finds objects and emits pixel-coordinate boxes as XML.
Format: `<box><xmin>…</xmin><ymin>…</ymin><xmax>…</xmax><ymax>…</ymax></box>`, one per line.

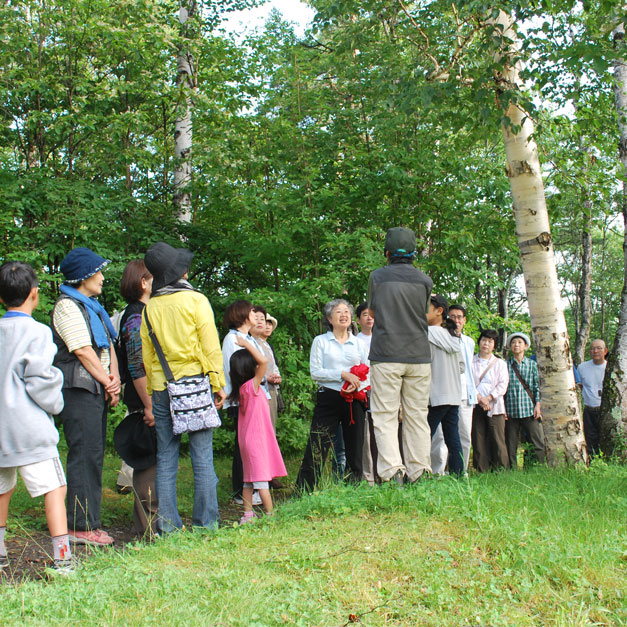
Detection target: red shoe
<box><xmin>68</xmin><ymin>530</ymin><xmax>114</xmax><ymax>546</ymax></box>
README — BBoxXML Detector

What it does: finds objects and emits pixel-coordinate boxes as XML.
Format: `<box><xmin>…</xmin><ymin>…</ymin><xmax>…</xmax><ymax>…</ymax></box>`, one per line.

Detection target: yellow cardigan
<box><xmin>140</xmin><ymin>290</ymin><xmax>226</xmax><ymax>394</ymax></box>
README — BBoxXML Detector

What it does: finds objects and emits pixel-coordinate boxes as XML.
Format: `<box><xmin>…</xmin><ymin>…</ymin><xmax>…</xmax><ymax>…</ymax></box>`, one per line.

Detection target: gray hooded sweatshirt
<box><xmin>0</xmin><ymin>315</ymin><xmax>64</xmax><ymax>467</ymax></box>
<box><xmin>428</xmin><ymin>326</ymin><xmax>464</xmax><ymax>406</ymax></box>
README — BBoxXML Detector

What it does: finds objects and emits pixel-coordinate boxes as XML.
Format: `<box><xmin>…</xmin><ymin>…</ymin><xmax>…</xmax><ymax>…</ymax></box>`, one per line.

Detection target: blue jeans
<box><xmin>427</xmin><ymin>405</ymin><xmax>463</xmax><ymax>476</ymax></box>
<box><xmin>152</xmin><ymin>389</ymin><xmax>219</xmax><ymax>533</ymax></box>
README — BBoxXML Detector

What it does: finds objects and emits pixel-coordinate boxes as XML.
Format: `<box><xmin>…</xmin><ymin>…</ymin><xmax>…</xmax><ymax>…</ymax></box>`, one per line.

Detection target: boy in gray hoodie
<box><xmin>0</xmin><ymin>261</ymin><xmax>73</xmax><ymax>573</ymax></box>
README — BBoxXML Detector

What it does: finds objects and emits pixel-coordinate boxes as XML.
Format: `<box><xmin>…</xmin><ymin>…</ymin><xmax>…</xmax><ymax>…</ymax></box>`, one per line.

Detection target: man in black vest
<box><xmin>367</xmin><ymin>227</ymin><xmax>433</xmax><ymax>484</ymax></box>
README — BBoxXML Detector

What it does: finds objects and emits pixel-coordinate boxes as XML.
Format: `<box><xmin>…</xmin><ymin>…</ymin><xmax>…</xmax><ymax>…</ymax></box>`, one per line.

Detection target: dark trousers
<box><xmin>133</xmin><ymin>464</ymin><xmax>158</xmax><ymax>537</ymax></box>
<box><xmin>471</xmin><ymin>407</ymin><xmax>509</xmax><ymax>472</ymax></box>
<box><xmin>427</xmin><ymin>405</ymin><xmax>463</xmax><ymax>476</ymax></box>
<box><xmin>59</xmin><ymin>387</ymin><xmax>107</xmax><ymax>531</ymax></box>
<box><xmin>296</xmin><ymin>387</ymin><xmax>366</xmax><ymax>491</ymax></box>
<box><xmin>505</xmin><ymin>416</ymin><xmax>546</xmax><ymax>469</ymax></box>
<box><xmin>583</xmin><ymin>406</ymin><xmax>601</xmax><ymax>457</ymax></box>
<box><xmin>229</xmin><ymin>406</ymin><xmax>244</xmax><ymax>498</ymax></box>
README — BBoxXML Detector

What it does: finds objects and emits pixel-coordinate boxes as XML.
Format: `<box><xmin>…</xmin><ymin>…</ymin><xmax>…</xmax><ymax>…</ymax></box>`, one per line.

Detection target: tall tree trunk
<box><xmin>600</xmin><ymin>22</ymin><xmax>627</xmax><ymax>460</ymax></box>
<box><xmin>174</xmin><ymin>0</ymin><xmax>197</xmax><ymax>223</ymax></box>
<box><xmin>574</xmin><ymin>200</ymin><xmax>593</xmax><ymax>366</ymax></box>
<box><xmin>492</xmin><ymin>11</ymin><xmax>586</xmax><ymax>465</ymax></box>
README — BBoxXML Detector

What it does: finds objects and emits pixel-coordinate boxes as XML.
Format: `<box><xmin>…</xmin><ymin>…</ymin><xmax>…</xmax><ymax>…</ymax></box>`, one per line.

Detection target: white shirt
<box><xmin>577</xmin><ymin>360</ymin><xmax>607</xmax><ymax>408</ymax></box>
<box><xmin>310</xmin><ymin>331</ymin><xmax>369</xmax><ymax>392</ymax></box>
<box><xmin>357</xmin><ymin>331</ymin><xmax>372</xmax><ymax>352</ymax></box>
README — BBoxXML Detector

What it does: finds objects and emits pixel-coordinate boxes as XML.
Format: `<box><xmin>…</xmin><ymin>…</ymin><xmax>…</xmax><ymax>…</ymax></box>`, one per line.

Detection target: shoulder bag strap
<box><xmin>510</xmin><ymin>359</ymin><xmax>536</xmax><ymax>403</ymax></box>
<box><xmin>143</xmin><ymin>308</ymin><xmax>175</xmax><ymax>383</ymax></box>
<box><xmin>478</xmin><ymin>357</ymin><xmax>497</xmax><ymax>383</ymax></box>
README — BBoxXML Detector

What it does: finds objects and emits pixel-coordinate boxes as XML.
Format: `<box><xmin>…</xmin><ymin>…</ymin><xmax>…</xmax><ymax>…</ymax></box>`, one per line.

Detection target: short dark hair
<box><xmin>223</xmin><ymin>300</ymin><xmax>253</xmax><ymax>329</ymax></box>
<box><xmin>120</xmin><ymin>259</ymin><xmax>152</xmax><ymax>304</ymax></box>
<box><xmin>356</xmin><ymin>302</ymin><xmax>369</xmax><ymax>318</ymax></box>
<box><xmin>0</xmin><ymin>261</ymin><xmax>38</xmax><ymax>307</ymax></box>
<box><xmin>478</xmin><ymin>329</ymin><xmax>498</xmax><ymax>343</ymax></box>
<box><xmin>252</xmin><ymin>304</ymin><xmax>267</xmax><ymax>318</ymax></box>
<box><xmin>449</xmin><ymin>304</ymin><xmax>466</xmax><ymax>316</ymax></box>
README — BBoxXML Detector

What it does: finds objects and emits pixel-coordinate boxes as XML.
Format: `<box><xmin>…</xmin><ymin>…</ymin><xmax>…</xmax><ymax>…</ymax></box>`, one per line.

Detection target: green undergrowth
<box><xmin>2</xmin><ymin>464</ymin><xmax>626</xmax><ymax>626</ymax></box>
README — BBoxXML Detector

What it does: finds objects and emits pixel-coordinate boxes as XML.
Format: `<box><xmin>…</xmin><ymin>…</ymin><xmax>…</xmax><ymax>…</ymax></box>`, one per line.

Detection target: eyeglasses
<box><xmin>449</xmin><ymin>315</ymin><xmax>464</xmax><ymax>321</ymax></box>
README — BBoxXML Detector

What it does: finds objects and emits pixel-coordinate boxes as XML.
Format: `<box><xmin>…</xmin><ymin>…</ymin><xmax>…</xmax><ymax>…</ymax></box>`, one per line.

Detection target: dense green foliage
<box><xmin>0</xmin><ymin>0</ymin><xmax>625</xmax><ymax>424</ymax></box>
<box><xmin>2</xmin><ymin>460</ymin><xmax>626</xmax><ymax>625</ymax></box>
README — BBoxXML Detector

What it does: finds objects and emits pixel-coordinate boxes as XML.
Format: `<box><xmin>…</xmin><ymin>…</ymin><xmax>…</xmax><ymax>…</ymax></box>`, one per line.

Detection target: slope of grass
<box><xmin>1</xmin><ymin>462</ymin><xmax>626</xmax><ymax>626</ymax></box>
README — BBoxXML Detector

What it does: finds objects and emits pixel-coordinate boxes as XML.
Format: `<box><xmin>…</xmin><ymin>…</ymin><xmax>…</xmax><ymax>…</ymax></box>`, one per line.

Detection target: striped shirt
<box><xmin>53</xmin><ymin>298</ymin><xmax>110</xmax><ymax>371</ymax></box>
<box><xmin>505</xmin><ymin>357</ymin><xmax>539</xmax><ymax>419</ymax></box>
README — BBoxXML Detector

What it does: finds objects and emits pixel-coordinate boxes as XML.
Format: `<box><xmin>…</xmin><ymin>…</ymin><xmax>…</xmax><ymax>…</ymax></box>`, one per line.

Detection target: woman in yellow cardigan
<box><xmin>141</xmin><ymin>242</ymin><xmax>226</xmax><ymax>533</ymax></box>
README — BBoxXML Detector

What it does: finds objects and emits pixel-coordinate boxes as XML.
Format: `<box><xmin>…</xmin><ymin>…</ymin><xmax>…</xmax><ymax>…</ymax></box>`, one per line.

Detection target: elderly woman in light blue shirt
<box><xmin>296</xmin><ymin>299</ymin><xmax>369</xmax><ymax>491</ymax></box>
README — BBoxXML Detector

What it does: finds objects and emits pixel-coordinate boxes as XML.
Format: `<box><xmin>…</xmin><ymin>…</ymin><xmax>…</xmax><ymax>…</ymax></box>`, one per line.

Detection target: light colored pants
<box><xmin>361</xmin><ymin>411</ymin><xmax>375</xmax><ymax>485</ymax></box>
<box><xmin>431</xmin><ymin>400</ymin><xmax>473</xmax><ymax>474</ymax></box>
<box><xmin>370</xmin><ymin>362</ymin><xmax>431</xmax><ymax>482</ymax></box>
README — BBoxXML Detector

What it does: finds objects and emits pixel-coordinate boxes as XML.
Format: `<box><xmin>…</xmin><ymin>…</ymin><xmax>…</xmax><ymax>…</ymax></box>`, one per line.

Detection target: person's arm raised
<box><xmin>235</xmin><ymin>336</ymin><xmax>268</xmax><ymax>391</ymax></box>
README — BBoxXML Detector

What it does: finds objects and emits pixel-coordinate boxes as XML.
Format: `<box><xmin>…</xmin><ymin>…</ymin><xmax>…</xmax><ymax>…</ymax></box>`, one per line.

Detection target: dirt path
<box><xmin>0</xmin><ymin>499</ymin><xmax>261</xmax><ymax>584</ymax></box>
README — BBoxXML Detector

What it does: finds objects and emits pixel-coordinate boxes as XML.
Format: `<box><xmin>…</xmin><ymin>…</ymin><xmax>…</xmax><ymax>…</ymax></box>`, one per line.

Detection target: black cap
<box><xmin>384</xmin><ymin>227</ymin><xmax>416</xmax><ymax>257</ymax></box>
<box><xmin>430</xmin><ymin>294</ymin><xmax>449</xmax><ymax>318</ymax></box>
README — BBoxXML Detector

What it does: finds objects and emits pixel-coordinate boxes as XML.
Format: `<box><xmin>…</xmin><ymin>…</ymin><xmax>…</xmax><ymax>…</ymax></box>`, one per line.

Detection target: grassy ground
<box><xmin>1</xmin><ymin>457</ymin><xmax>626</xmax><ymax>626</ymax></box>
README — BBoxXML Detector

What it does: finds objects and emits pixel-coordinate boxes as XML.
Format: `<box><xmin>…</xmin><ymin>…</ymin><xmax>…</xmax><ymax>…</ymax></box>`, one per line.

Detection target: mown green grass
<box><xmin>1</xmin><ymin>461</ymin><xmax>626</xmax><ymax>626</ymax></box>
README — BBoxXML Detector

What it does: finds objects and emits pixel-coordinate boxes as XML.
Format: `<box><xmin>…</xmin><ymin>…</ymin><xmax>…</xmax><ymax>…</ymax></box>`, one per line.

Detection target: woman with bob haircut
<box><xmin>117</xmin><ymin>259</ymin><xmax>158</xmax><ymax>536</ymax></box>
<box><xmin>296</xmin><ymin>299</ymin><xmax>369</xmax><ymax>491</ymax></box>
<box><xmin>222</xmin><ymin>300</ymin><xmax>264</xmax><ymax>504</ymax></box>
<box><xmin>470</xmin><ymin>329</ymin><xmax>510</xmax><ymax>472</ymax></box>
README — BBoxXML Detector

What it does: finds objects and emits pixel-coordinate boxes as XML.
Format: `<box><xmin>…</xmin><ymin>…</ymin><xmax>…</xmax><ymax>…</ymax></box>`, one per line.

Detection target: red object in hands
<box><xmin>340</xmin><ymin>363</ymin><xmax>370</xmax><ymax>423</ymax></box>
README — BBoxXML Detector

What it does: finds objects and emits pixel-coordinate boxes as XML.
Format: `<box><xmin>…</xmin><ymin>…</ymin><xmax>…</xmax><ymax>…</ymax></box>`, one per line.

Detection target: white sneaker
<box><xmin>233</xmin><ymin>496</ymin><xmax>244</xmax><ymax>505</ymax></box>
<box><xmin>252</xmin><ymin>491</ymin><xmax>262</xmax><ymax>505</ymax></box>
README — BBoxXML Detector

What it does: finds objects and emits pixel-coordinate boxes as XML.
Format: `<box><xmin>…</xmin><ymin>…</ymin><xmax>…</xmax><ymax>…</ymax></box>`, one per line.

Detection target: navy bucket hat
<box><xmin>60</xmin><ymin>247</ymin><xmax>110</xmax><ymax>284</ymax></box>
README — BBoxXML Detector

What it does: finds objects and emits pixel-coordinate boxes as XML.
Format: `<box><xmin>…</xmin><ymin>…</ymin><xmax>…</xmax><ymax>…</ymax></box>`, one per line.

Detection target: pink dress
<box><xmin>238</xmin><ymin>379</ymin><xmax>287</xmax><ymax>482</ymax></box>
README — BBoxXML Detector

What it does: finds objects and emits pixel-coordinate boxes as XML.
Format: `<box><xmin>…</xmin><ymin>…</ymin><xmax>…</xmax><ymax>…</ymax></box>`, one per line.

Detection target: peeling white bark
<box><xmin>174</xmin><ymin>0</ymin><xmax>196</xmax><ymax>223</ymax></box>
<box><xmin>492</xmin><ymin>11</ymin><xmax>586</xmax><ymax>465</ymax></box>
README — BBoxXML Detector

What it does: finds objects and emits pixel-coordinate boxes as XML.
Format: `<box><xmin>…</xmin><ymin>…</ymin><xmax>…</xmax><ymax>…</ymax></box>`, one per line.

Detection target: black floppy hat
<box><xmin>144</xmin><ymin>241</ymin><xmax>194</xmax><ymax>293</ymax></box>
<box><xmin>113</xmin><ymin>411</ymin><xmax>157</xmax><ymax>470</ymax></box>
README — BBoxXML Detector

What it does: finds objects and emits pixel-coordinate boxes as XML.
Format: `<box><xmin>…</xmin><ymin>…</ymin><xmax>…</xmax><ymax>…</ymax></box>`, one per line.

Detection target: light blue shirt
<box><xmin>310</xmin><ymin>331</ymin><xmax>370</xmax><ymax>392</ymax></box>
<box><xmin>460</xmin><ymin>334</ymin><xmax>478</xmax><ymax>405</ymax></box>
<box><xmin>223</xmin><ymin>329</ymin><xmax>270</xmax><ymax>408</ymax></box>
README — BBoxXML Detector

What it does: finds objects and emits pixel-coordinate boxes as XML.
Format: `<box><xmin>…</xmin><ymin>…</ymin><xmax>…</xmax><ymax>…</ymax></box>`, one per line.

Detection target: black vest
<box><xmin>118</xmin><ymin>300</ymin><xmax>145</xmax><ymax>411</ymax></box>
<box><xmin>51</xmin><ymin>294</ymin><xmax>109</xmax><ymax>395</ymax></box>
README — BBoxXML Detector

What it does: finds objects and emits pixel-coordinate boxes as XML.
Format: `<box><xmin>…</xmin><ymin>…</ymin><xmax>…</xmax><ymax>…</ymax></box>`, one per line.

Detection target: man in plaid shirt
<box><xmin>504</xmin><ymin>332</ymin><xmax>545</xmax><ymax>468</ymax></box>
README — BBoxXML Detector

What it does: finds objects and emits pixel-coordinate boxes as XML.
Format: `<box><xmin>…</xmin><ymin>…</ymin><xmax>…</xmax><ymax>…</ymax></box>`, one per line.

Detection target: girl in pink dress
<box><xmin>229</xmin><ymin>337</ymin><xmax>287</xmax><ymax>524</ymax></box>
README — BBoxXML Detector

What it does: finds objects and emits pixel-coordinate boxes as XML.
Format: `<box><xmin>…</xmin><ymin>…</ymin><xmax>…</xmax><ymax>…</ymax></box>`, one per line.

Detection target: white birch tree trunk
<box><xmin>492</xmin><ymin>11</ymin><xmax>586</xmax><ymax>465</ymax></box>
<box><xmin>600</xmin><ymin>22</ymin><xmax>627</xmax><ymax>460</ymax></box>
<box><xmin>174</xmin><ymin>0</ymin><xmax>197</xmax><ymax>223</ymax></box>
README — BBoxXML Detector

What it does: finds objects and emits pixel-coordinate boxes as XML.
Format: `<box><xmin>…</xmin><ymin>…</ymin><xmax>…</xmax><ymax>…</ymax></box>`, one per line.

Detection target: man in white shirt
<box><xmin>430</xmin><ymin>305</ymin><xmax>477</xmax><ymax>474</ymax></box>
<box><xmin>576</xmin><ymin>339</ymin><xmax>608</xmax><ymax>457</ymax></box>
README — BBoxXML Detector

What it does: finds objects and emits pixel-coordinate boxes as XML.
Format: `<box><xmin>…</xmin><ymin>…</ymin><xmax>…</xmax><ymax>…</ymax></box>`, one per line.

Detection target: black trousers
<box><xmin>229</xmin><ymin>406</ymin><xmax>244</xmax><ymax>498</ymax></box>
<box><xmin>296</xmin><ymin>387</ymin><xmax>366</xmax><ymax>491</ymax></box>
<box><xmin>59</xmin><ymin>387</ymin><xmax>107</xmax><ymax>531</ymax></box>
<box><xmin>583</xmin><ymin>406</ymin><xmax>601</xmax><ymax>457</ymax></box>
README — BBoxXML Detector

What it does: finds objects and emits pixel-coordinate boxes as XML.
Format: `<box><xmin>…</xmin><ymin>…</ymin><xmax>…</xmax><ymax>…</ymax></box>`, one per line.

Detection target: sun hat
<box><xmin>508</xmin><ymin>332</ymin><xmax>531</xmax><ymax>348</ymax></box>
<box><xmin>266</xmin><ymin>315</ymin><xmax>278</xmax><ymax>330</ymax></box>
<box><xmin>60</xmin><ymin>247</ymin><xmax>110</xmax><ymax>284</ymax></box>
<box><xmin>113</xmin><ymin>411</ymin><xmax>157</xmax><ymax>470</ymax></box>
<box><xmin>384</xmin><ymin>227</ymin><xmax>416</xmax><ymax>257</ymax></box>
<box><xmin>144</xmin><ymin>242</ymin><xmax>194</xmax><ymax>293</ymax></box>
